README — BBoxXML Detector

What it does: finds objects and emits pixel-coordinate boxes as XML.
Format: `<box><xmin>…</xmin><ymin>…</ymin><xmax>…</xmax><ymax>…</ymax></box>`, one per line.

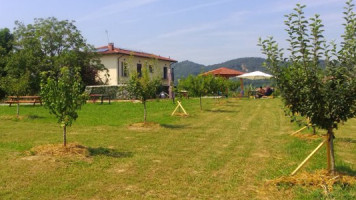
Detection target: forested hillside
<box><xmin>172</xmin><ymin>57</ymin><xmax>267</xmax><ymax>84</ymax></box>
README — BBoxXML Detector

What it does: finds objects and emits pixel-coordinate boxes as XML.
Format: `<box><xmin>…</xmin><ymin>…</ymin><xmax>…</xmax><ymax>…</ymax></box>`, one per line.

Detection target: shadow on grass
<box><xmin>336</xmin><ymin>165</ymin><xmax>356</xmax><ymax>176</ymax></box>
<box><xmin>88</xmin><ymin>147</ymin><xmax>133</xmax><ymax>158</ymax></box>
<box><xmin>205</xmin><ymin>109</ymin><xmax>236</xmax><ymax>113</ymax></box>
<box><xmin>160</xmin><ymin>124</ymin><xmax>187</xmax><ymax>129</ymax></box>
<box><xmin>335</xmin><ymin>137</ymin><xmax>356</xmax><ymax>143</ymax></box>
<box><xmin>27</xmin><ymin>114</ymin><xmax>45</xmax><ymax>119</ymax></box>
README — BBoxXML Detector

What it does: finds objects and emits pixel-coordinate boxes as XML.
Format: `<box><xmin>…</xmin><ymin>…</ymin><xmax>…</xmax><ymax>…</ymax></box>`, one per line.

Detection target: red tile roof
<box><xmin>96</xmin><ymin>44</ymin><xmax>177</xmax><ymax>63</ymax></box>
<box><xmin>202</xmin><ymin>67</ymin><xmax>244</xmax><ymax>78</ymax></box>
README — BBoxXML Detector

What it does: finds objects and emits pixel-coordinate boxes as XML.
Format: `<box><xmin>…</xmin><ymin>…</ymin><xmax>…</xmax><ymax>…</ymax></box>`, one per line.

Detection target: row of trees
<box><xmin>259</xmin><ymin>0</ymin><xmax>356</xmax><ymax>173</ymax></box>
<box><xmin>178</xmin><ymin>74</ymin><xmax>239</xmax><ymax>110</ymax></box>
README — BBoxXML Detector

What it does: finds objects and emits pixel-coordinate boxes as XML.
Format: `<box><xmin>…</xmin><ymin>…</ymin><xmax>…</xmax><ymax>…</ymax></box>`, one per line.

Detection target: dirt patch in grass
<box><xmin>172</xmin><ymin>112</ymin><xmax>189</xmax><ymax>117</ymax></box>
<box><xmin>292</xmin><ymin>132</ymin><xmax>324</xmax><ymax>140</ymax></box>
<box><xmin>0</xmin><ymin>115</ymin><xmax>26</xmax><ymax>120</ymax></box>
<box><xmin>260</xmin><ymin>170</ymin><xmax>356</xmax><ymax>198</ymax></box>
<box><xmin>28</xmin><ymin>143</ymin><xmax>90</xmax><ymax>158</ymax></box>
<box><xmin>128</xmin><ymin>122</ymin><xmax>161</xmax><ymax>131</ymax></box>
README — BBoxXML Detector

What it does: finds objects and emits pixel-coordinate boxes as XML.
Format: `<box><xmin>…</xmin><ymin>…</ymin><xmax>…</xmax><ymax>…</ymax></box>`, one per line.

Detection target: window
<box><xmin>137</xmin><ymin>64</ymin><xmax>142</xmax><ymax>77</ymax></box>
<box><xmin>149</xmin><ymin>65</ymin><xmax>153</xmax><ymax>73</ymax></box>
<box><xmin>121</xmin><ymin>62</ymin><xmax>128</xmax><ymax>77</ymax></box>
<box><xmin>163</xmin><ymin>67</ymin><xmax>168</xmax><ymax>79</ymax></box>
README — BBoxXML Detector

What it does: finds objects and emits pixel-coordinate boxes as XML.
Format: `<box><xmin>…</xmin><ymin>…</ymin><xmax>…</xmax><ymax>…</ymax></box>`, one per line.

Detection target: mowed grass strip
<box><xmin>0</xmin><ymin>98</ymin><xmax>355</xmax><ymax>199</ymax></box>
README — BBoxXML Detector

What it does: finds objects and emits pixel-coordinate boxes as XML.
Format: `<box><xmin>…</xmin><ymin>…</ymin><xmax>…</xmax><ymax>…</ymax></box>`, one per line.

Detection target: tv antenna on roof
<box><xmin>105</xmin><ymin>30</ymin><xmax>110</xmax><ymax>43</ymax></box>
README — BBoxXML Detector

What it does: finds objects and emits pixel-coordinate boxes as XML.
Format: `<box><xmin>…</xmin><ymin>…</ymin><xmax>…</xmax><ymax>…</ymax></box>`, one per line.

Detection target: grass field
<box><xmin>0</xmin><ymin>98</ymin><xmax>355</xmax><ymax>199</ymax></box>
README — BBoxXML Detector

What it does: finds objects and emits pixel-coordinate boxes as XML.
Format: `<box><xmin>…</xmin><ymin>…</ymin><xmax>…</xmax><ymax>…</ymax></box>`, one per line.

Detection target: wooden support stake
<box><xmin>171</xmin><ymin>101</ymin><xmax>188</xmax><ymax>116</ymax></box>
<box><xmin>178</xmin><ymin>101</ymin><xmax>188</xmax><ymax>115</ymax></box>
<box><xmin>291</xmin><ymin>126</ymin><xmax>307</xmax><ymax>135</ymax></box>
<box><xmin>291</xmin><ymin>139</ymin><xmax>327</xmax><ymax>176</ymax></box>
<box><xmin>171</xmin><ymin>104</ymin><xmax>180</xmax><ymax>116</ymax></box>
<box><xmin>290</xmin><ymin>124</ymin><xmax>312</xmax><ymax>136</ymax></box>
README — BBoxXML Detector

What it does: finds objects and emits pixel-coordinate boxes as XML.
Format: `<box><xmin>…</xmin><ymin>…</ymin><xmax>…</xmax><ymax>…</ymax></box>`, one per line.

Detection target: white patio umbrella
<box><xmin>236</xmin><ymin>71</ymin><xmax>273</xmax><ymax>80</ymax></box>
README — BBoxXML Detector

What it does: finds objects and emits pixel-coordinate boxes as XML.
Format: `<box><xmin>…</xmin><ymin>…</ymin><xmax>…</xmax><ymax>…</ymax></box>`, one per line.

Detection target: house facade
<box><xmin>96</xmin><ymin>43</ymin><xmax>177</xmax><ymax>96</ymax></box>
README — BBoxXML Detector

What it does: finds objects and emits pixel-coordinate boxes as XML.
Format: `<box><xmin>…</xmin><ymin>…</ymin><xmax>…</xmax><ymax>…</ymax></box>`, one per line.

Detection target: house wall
<box><xmin>98</xmin><ymin>54</ymin><xmax>172</xmax><ymax>86</ymax></box>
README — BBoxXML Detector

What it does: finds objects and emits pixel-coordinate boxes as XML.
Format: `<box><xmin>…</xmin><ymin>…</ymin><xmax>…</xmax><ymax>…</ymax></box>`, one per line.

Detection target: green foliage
<box><xmin>126</xmin><ymin>65</ymin><xmax>161</xmax><ymax>122</ymax></box>
<box><xmin>5</xmin><ymin>17</ymin><xmax>106</xmax><ymax>95</ymax></box>
<box><xmin>178</xmin><ymin>75</ymin><xmax>206</xmax><ymax>97</ymax></box>
<box><xmin>0</xmin><ymin>72</ymin><xmax>30</xmax><ymax>97</ymax></box>
<box><xmin>40</xmin><ymin>67</ymin><xmax>87</xmax><ymax>127</ymax></box>
<box><xmin>0</xmin><ymin>28</ymin><xmax>14</xmax><ymax>98</ymax></box>
<box><xmin>127</xmin><ymin>68</ymin><xmax>161</xmax><ymax>102</ymax></box>
<box><xmin>259</xmin><ymin>0</ymin><xmax>356</xmax><ymax>173</ymax></box>
<box><xmin>178</xmin><ymin>74</ymin><xmax>230</xmax><ymax>109</ymax></box>
<box><xmin>0</xmin><ymin>28</ymin><xmax>13</xmax><ymax>56</ymax></box>
<box><xmin>173</xmin><ymin>58</ymin><xmax>267</xmax><ymax>85</ymax></box>
<box><xmin>258</xmin><ymin>1</ymin><xmax>356</xmax><ymax>130</ymax></box>
<box><xmin>227</xmin><ymin>79</ymin><xmax>240</xmax><ymax>92</ymax></box>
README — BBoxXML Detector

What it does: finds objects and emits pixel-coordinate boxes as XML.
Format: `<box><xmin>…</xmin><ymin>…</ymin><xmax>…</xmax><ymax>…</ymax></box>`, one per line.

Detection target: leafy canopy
<box><xmin>6</xmin><ymin>17</ymin><xmax>106</xmax><ymax>94</ymax></box>
<box><xmin>258</xmin><ymin>1</ymin><xmax>356</xmax><ymax>130</ymax></box>
<box><xmin>40</xmin><ymin>67</ymin><xmax>87</xmax><ymax>127</ymax></box>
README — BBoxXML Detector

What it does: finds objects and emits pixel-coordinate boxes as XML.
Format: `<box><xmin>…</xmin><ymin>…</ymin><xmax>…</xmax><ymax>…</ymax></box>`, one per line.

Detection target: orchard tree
<box><xmin>0</xmin><ymin>72</ymin><xmax>30</xmax><ymax>117</ymax></box>
<box><xmin>126</xmin><ymin>65</ymin><xmax>161</xmax><ymax>123</ymax></box>
<box><xmin>259</xmin><ymin>1</ymin><xmax>356</xmax><ymax>173</ymax></box>
<box><xmin>40</xmin><ymin>67</ymin><xmax>87</xmax><ymax>147</ymax></box>
<box><xmin>6</xmin><ymin>17</ymin><xmax>106</xmax><ymax>94</ymax></box>
<box><xmin>178</xmin><ymin>75</ymin><xmax>207</xmax><ymax>110</ymax></box>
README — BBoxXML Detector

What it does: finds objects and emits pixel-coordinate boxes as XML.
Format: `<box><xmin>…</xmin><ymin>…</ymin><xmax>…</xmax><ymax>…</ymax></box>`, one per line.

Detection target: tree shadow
<box><xmin>27</xmin><ymin>114</ymin><xmax>45</xmax><ymax>119</ymax></box>
<box><xmin>336</xmin><ymin>165</ymin><xmax>356</xmax><ymax>176</ymax></box>
<box><xmin>205</xmin><ymin>109</ymin><xmax>235</xmax><ymax>113</ymax></box>
<box><xmin>160</xmin><ymin>124</ymin><xmax>187</xmax><ymax>129</ymax></box>
<box><xmin>88</xmin><ymin>147</ymin><xmax>133</xmax><ymax>158</ymax></box>
<box><xmin>335</xmin><ymin>137</ymin><xmax>356</xmax><ymax>143</ymax></box>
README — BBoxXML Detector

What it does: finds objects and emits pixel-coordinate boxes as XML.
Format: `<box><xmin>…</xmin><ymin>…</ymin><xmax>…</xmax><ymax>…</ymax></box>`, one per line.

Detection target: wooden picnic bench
<box><xmin>89</xmin><ymin>94</ymin><xmax>111</xmax><ymax>104</ymax></box>
<box><xmin>5</xmin><ymin>96</ymin><xmax>42</xmax><ymax>106</ymax></box>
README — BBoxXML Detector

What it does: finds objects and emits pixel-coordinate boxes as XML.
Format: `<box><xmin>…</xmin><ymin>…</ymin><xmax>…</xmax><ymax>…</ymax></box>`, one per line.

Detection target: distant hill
<box><xmin>172</xmin><ymin>57</ymin><xmax>267</xmax><ymax>84</ymax></box>
<box><xmin>205</xmin><ymin>57</ymin><xmax>266</xmax><ymax>72</ymax></box>
<box><xmin>172</xmin><ymin>60</ymin><xmax>205</xmax><ymax>82</ymax></box>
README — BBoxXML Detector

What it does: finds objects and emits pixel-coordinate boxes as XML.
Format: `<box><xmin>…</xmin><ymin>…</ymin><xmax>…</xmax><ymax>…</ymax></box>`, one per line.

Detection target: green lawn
<box><xmin>0</xmin><ymin>98</ymin><xmax>355</xmax><ymax>199</ymax></box>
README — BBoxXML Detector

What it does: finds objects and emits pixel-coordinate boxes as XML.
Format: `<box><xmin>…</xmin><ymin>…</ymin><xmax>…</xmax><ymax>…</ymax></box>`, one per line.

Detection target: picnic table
<box><xmin>89</xmin><ymin>94</ymin><xmax>111</xmax><ymax>104</ymax></box>
<box><xmin>5</xmin><ymin>96</ymin><xmax>42</xmax><ymax>106</ymax></box>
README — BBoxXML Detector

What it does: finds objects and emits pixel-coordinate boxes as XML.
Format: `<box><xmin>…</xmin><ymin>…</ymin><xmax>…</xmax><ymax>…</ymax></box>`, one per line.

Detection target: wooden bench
<box><xmin>89</xmin><ymin>94</ymin><xmax>111</xmax><ymax>104</ymax></box>
<box><xmin>5</xmin><ymin>96</ymin><xmax>42</xmax><ymax>106</ymax></box>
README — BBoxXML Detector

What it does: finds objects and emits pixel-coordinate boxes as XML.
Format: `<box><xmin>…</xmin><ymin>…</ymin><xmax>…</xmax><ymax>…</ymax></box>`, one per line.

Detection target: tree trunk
<box><xmin>63</xmin><ymin>124</ymin><xmax>67</xmax><ymax>147</ymax></box>
<box><xmin>200</xmin><ymin>95</ymin><xmax>202</xmax><ymax>110</ymax></box>
<box><xmin>17</xmin><ymin>102</ymin><xmax>20</xmax><ymax>118</ymax></box>
<box><xmin>143</xmin><ymin>101</ymin><xmax>147</xmax><ymax>123</ymax></box>
<box><xmin>326</xmin><ymin>128</ymin><xmax>335</xmax><ymax>174</ymax></box>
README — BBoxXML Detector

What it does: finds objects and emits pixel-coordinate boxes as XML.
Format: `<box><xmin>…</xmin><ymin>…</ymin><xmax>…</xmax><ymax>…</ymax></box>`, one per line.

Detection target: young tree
<box><xmin>178</xmin><ymin>75</ymin><xmax>208</xmax><ymax>110</ymax></box>
<box><xmin>259</xmin><ymin>1</ymin><xmax>356</xmax><ymax>173</ymax></box>
<box><xmin>126</xmin><ymin>65</ymin><xmax>161</xmax><ymax>123</ymax></box>
<box><xmin>40</xmin><ymin>67</ymin><xmax>87</xmax><ymax>147</ymax></box>
<box><xmin>0</xmin><ymin>72</ymin><xmax>30</xmax><ymax>117</ymax></box>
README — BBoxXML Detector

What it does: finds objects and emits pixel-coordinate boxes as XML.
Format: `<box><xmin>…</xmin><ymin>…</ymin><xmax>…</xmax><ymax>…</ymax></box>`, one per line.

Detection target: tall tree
<box><xmin>259</xmin><ymin>1</ymin><xmax>356</xmax><ymax>173</ymax></box>
<box><xmin>40</xmin><ymin>67</ymin><xmax>87</xmax><ymax>147</ymax></box>
<box><xmin>6</xmin><ymin>17</ymin><xmax>106</xmax><ymax>94</ymax></box>
<box><xmin>0</xmin><ymin>28</ymin><xmax>14</xmax><ymax>98</ymax></box>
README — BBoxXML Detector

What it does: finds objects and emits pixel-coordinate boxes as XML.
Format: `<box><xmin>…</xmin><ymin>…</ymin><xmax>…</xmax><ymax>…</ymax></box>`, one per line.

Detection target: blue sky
<box><xmin>0</xmin><ymin>0</ymin><xmax>349</xmax><ymax>65</ymax></box>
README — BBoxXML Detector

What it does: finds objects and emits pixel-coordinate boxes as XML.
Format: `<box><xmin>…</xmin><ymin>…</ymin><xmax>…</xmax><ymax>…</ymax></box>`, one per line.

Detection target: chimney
<box><xmin>108</xmin><ymin>43</ymin><xmax>114</xmax><ymax>51</ymax></box>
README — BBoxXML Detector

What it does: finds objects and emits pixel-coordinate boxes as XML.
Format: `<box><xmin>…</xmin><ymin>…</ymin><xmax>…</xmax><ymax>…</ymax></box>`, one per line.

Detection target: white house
<box><xmin>96</xmin><ymin>43</ymin><xmax>177</xmax><ymax>97</ymax></box>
